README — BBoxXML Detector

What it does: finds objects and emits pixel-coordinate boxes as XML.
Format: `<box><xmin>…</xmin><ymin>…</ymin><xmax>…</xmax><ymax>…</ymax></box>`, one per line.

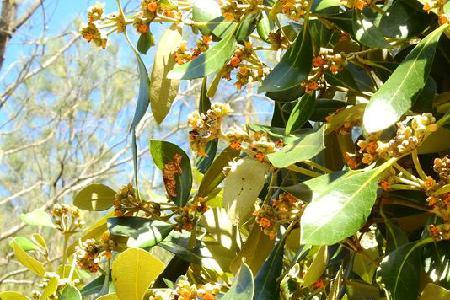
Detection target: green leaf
<box><xmin>285</xmin><ymin>92</ymin><xmax>316</xmax><ymax>135</ymax></box>
<box><xmin>21</xmin><ymin>208</ymin><xmax>55</xmax><ymax>228</ymax></box>
<box><xmin>379</xmin><ymin>238</ymin><xmax>433</xmax><ymax>300</ymax></box>
<box><xmin>221</xmin><ymin>263</ymin><xmax>254</xmax><ymax>300</ymax></box>
<box><xmin>363</xmin><ymin>25</ymin><xmax>446</xmax><ymax>133</ymax></box>
<box><xmin>256</xmin><ymin>12</ymin><xmax>271</xmax><ymax>42</ymax></box>
<box><xmin>267</xmin><ymin>126</ymin><xmax>325</xmax><ymax>168</ymax></box>
<box><xmin>137</xmin><ymin>31</ymin><xmax>154</xmax><ymax>54</ymax></box>
<box><xmin>353</xmin><ymin>247</ymin><xmax>378</xmax><ymax>283</ymax></box>
<box><xmin>301</xmin><ymin>162</ymin><xmax>393</xmax><ymax>245</ymax></box>
<box><xmin>150</xmin><ymin>24</ymin><xmax>182</xmax><ymax>124</ymax></box>
<box><xmin>418</xmin><ymin>127</ymin><xmax>450</xmax><ymax>154</ymax></box>
<box><xmin>0</xmin><ymin>291</ymin><xmax>28</xmax><ymax>300</ymax></box>
<box><xmin>378</xmin><ymin>1</ymin><xmax>431</xmax><ymax>39</ymax></box>
<box><xmin>130</xmin><ymin>49</ymin><xmax>150</xmax><ymax>131</ymax></box>
<box><xmin>81</xmin><ymin>274</ymin><xmax>106</xmax><ymax>296</ymax></box>
<box><xmin>12</xmin><ymin>241</ymin><xmax>45</xmax><ymax>277</ymax></box>
<box><xmin>168</xmin><ymin>24</ymin><xmax>238</xmax><ymax>80</ymax></box>
<box><xmin>60</xmin><ymin>285</ymin><xmax>82</xmax><ymax>300</ymax></box>
<box><xmin>259</xmin><ymin>25</ymin><xmax>313</xmax><ymax>93</ymax></box>
<box><xmin>191</xmin><ymin>0</ymin><xmax>227</xmax><ymax>36</ymax></box>
<box><xmin>150</xmin><ymin>140</ymin><xmax>192</xmax><ymax>206</ymax></box>
<box><xmin>420</xmin><ymin>283</ymin><xmax>450</xmax><ymax>299</ymax></box>
<box><xmin>302</xmin><ymin>246</ymin><xmax>328</xmax><ymax>287</ymax></box>
<box><xmin>73</xmin><ymin>183</ymin><xmax>115</xmax><ymax>211</ymax></box>
<box><xmin>223</xmin><ymin>157</ymin><xmax>268</xmax><ymax>224</ymax></box>
<box><xmin>353</xmin><ymin>11</ymin><xmax>389</xmax><ymax>49</ymax></box>
<box><xmin>9</xmin><ymin>237</ymin><xmax>39</xmax><ymax>252</ymax></box>
<box><xmin>314</xmin><ymin>0</ymin><xmax>341</xmax><ymax>11</ymax></box>
<box><xmin>195</xmin><ymin>78</ymin><xmax>217</xmax><ymax>173</ymax></box>
<box><xmin>107</xmin><ymin>216</ymin><xmax>173</xmax><ymax>248</ymax></box>
<box><xmin>254</xmin><ymin>240</ymin><xmax>285</xmax><ymax>300</ymax></box>
<box><xmin>197</xmin><ymin>146</ymin><xmax>240</xmax><ymax>198</ymax></box>
<box><xmin>236</xmin><ymin>12</ymin><xmax>260</xmax><ymax>43</ymax></box>
<box><xmin>112</xmin><ymin>248</ymin><xmax>165</xmax><ymax>300</ymax></box>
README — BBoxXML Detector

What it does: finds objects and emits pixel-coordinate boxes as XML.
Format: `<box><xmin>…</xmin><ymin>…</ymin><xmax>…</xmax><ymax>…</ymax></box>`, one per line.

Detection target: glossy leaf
<box><xmin>379</xmin><ymin>238</ymin><xmax>433</xmax><ymax>300</ymax></box>
<box><xmin>254</xmin><ymin>240</ymin><xmax>285</xmax><ymax>300</ymax></box>
<box><xmin>267</xmin><ymin>126</ymin><xmax>325</xmax><ymax>168</ymax></box>
<box><xmin>150</xmin><ymin>24</ymin><xmax>182</xmax><ymax>124</ymax></box>
<box><xmin>197</xmin><ymin>146</ymin><xmax>240</xmax><ymax>198</ymax></box>
<box><xmin>363</xmin><ymin>25</ymin><xmax>446</xmax><ymax>133</ymax></box>
<box><xmin>222</xmin><ymin>157</ymin><xmax>268</xmax><ymax>224</ymax></box>
<box><xmin>259</xmin><ymin>25</ymin><xmax>313</xmax><ymax>92</ymax></box>
<box><xmin>12</xmin><ymin>241</ymin><xmax>45</xmax><ymax>277</ymax></box>
<box><xmin>150</xmin><ymin>140</ymin><xmax>192</xmax><ymax>206</ymax></box>
<box><xmin>285</xmin><ymin>92</ymin><xmax>315</xmax><ymax>134</ymax></box>
<box><xmin>221</xmin><ymin>263</ymin><xmax>254</xmax><ymax>300</ymax></box>
<box><xmin>73</xmin><ymin>183</ymin><xmax>116</xmax><ymax>211</ymax></box>
<box><xmin>301</xmin><ymin>163</ymin><xmax>393</xmax><ymax>245</ymax></box>
<box><xmin>108</xmin><ymin>216</ymin><xmax>173</xmax><ymax>248</ymax></box>
<box><xmin>112</xmin><ymin>248</ymin><xmax>165</xmax><ymax>300</ymax></box>
<box><xmin>168</xmin><ymin>24</ymin><xmax>238</xmax><ymax>80</ymax></box>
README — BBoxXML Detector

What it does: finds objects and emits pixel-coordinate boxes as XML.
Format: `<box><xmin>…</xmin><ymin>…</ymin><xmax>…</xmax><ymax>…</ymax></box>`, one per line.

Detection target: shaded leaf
<box><xmin>108</xmin><ymin>216</ymin><xmax>173</xmax><ymax>248</ymax></box>
<box><xmin>197</xmin><ymin>146</ymin><xmax>240</xmax><ymax>198</ymax></box>
<box><xmin>363</xmin><ymin>25</ymin><xmax>446</xmax><ymax>133</ymax></box>
<box><xmin>285</xmin><ymin>92</ymin><xmax>316</xmax><ymax>135</ymax></box>
<box><xmin>150</xmin><ymin>140</ymin><xmax>192</xmax><ymax>206</ymax></box>
<box><xmin>379</xmin><ymin>238</ymin><xmax>433</xmax><ymax>300</ymax></box>
<box><xmin>420</xmin><ymin>283</ymin><xmax>450</xmax><ymax>299</ymax></box>
<box><xmin>353</xmin><ymin>11</ymin><xmax>389</xmax><ymax>49</ymax></box>
<box><xmin>137</xmin><ymin>31</ymin><xmax>154</xmax><ymax>54</ymax></box>
<box><xmin>254</xmin><ymin>240</ymin><xmax>285</xmax><ymax>300</ymax></box>
<box><xmin>259</xmin><ymin>25</ymin><xmax>313</xmax><ymax>93</ymax></box>
<box><xmin>302</xmin><ymin>246</ymin><xmax>328</xmax><ymax>287</ymax></box>
<box><xmin>221</xmin><ymin>263</ymin><xmax>254</xmax><ymax>300</ymax></box>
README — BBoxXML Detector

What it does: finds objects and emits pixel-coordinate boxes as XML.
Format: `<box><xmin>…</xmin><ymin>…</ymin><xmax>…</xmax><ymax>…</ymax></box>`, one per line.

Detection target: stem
<box><xmin>61</xmin><ymin>233</ymin><xmax>70</xmax><ymax>277</ymax></box>
<box><xmin>304</xmin><ymin>160</ymin><xmax>332</xmax><ymax>173</ymax></box>
<box><xmin>411</xmin><ymin>150</ymin><xmax>428</xmax><ymax>181</ymax></box>
<box><xmin>287</xmin><ymin>165</ymin><xmax>322</xmax><ymax>177</ymax></box>
<box><xmin>393</xmin><ymin>162</ymin><xmax>421</xmax><ymax>184</ymax></box>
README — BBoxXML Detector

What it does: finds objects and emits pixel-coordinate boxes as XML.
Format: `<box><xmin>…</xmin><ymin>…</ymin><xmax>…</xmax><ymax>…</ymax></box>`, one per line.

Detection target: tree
<box><xmin>2</xmin><ymin>0</ymin><xmax>450</xmax><ymax>299</ymax></box>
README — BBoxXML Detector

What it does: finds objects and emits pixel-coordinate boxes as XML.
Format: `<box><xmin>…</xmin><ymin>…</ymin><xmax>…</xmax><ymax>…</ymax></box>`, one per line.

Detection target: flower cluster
<box><xmin>219</xmin><ymin>42</ymin><xmax>266</xmax><ymax>89</ymax></box>
<box><xmin>422</xmin><ymin>0</ymin><xmax>449</xmax><ymax>25</ymax></box>
<box><xmin>140</xmin><ymin>0</ymin><xmax>179</xmax><ymax>19</ymax></box>
<box><xmin>75</xmin><ymin>232</ymin><xmax>115</xmax><ymax>273</ymax></box>
<box><xmin>50</xmin><ymin>204</ymin><xmax>83</xmax><ymax>233</ymax></box>
<box><xmin>224</xmin><ymin>127</ymin><xmax>285</xmax><ymax>162</ymax></box>
<box><xmin>343</xmin><ymin>0</ymin><xmax>371</xmax><ymax>10</ymax></box>
<box><xmin>280</xmin><ymin>0</ymin><xmax>310</xmax><ymax>21</ymax></box>
<box><xmin>174</xmin><ymin>36</ymin><xmax>213</xmax><ymax>65</ymax></box>
<box><xmin>188</xmin><ymin>103</ymin><xmax>232</xmax><ymax>156</ymax></box>
<box><xmin>434</xmin><ymin>156</ymin><xmax>450</xmax><ymax>183</ymax></box>
<box><xmin>163</xmin><ymin>153</ymin><xmax>183</xmax><ymax>198</ymax></box>
<box><xmin>254</xmin><ymin>192</ymin><xmax>302</xmax><ymax>239</ymax></box>
<box><xmin>354</xmin><ymin>114</ymin><xmax>437</xmax><ymax>166</ymax></box>
<box><xmin>114</xmin><ymin>183</ymin><xmax>160</xmax><ymax>217</ymax></box>
<box><xmin>169</xmin><ymin>276</ymin><xmax>220</xmax><ymax>300</ymax></box>
<box><xmin>81</xmin><ymin>3</ymin><xmax>108</xmax><ymax>48</ymax></box>
<box><xmin>221</xmin><ymin>0</ymin><xmax>246</xmax><ymax>21</ymax></box>
<box><xmin>302</xmin><ymin>48</ymin><xmax>344</xmax><ymax>93</ymax></box>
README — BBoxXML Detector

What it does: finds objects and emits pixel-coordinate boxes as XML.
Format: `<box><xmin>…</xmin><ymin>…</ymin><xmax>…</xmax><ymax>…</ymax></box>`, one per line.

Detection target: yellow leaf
<box><xmin>32</xmin><ymin>233</ymin><xmax>47</xmax><ymax>250</ymax></box>
<box><xmin>150</xmin><ymin>24</ymin><xmax>182</xmax><ymax>124</ymax></box>
<box><xmin>223</xmin><ymin>158</ymin><xmax>268</xmax><ymax>224</ymax></box>
<box><xmin>12</xmin><ymin>241</ymin><xmax>45</xmax><ymax>277</ymax></box>
<box><xmin>0</xmin><ymin>291</ymin><xmax>28</xmax><ymax>300</ymax></box>
<box><xmin>302</xmin><ymin>246</ymin><xmax>328</xmax><ymax>287</ymax></box>
<box><xmin>112</xmin><ymin>248</ymin><xmax>165</xmax><ymax>300</ymax></box>
<box><xmin>420</xmin><ymin>283</ymin><xmax>450</xmax><ymax>299</ymax></box>
<box><xmin>73</xmin><ymin>183</ymin><xmax>116</xmax><ymax>211</ymax></box>
<box><xmin>39</xmin><ymin>276</ymin><xmax>58</xmax><ymax>300</ymax></box>
<box><xmin>96</xmin><ymin>294</ymin><xmax>119</xmax><ymax>300</ymax></box>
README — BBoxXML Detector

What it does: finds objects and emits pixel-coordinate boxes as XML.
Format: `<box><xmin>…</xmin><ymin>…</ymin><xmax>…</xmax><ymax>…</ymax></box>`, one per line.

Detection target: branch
<box><xmin>11</xmin><ymin>0</ymin><xmax>43</xmax><ymax>33</ymax></box>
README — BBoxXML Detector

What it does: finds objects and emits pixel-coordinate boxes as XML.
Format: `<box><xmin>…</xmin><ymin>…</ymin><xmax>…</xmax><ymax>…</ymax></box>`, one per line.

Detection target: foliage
<box><xmin>3</xmin><ymin>0</ymin><xmax>450</xmax><ymax>299</ymax></box>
